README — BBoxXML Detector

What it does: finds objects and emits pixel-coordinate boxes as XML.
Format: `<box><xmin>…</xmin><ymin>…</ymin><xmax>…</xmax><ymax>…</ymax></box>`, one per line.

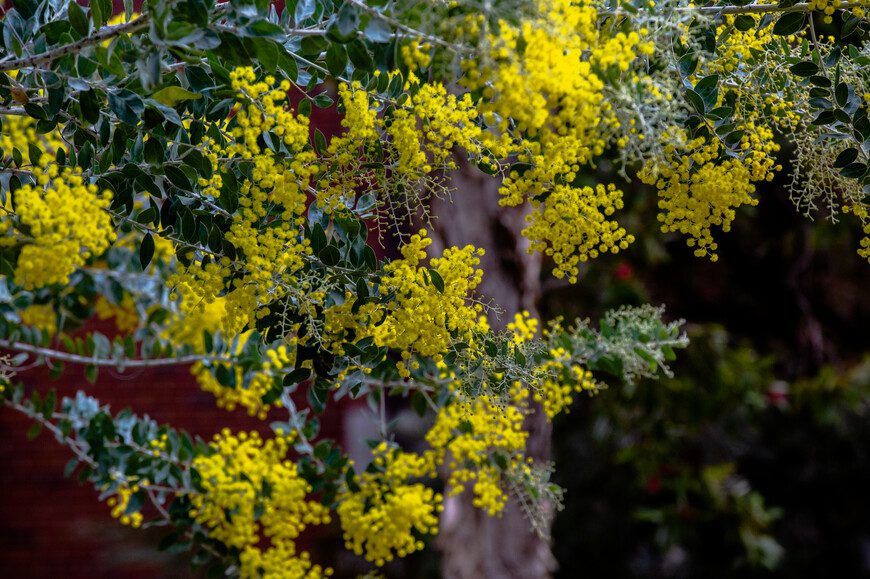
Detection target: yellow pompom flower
<box><xmin>12</xmin><ymin>164</ymin><xmax>115</xmax><ymax>290</ymax></box>
<box><xmin>191</xmin><ymin>430</ymin><xmax>331</xmax><ymax>577</ymax></box>
<box><xmin>337</xmin><ymin>444</ymin><xmax>441</xmax><ymax>566</ymax></box>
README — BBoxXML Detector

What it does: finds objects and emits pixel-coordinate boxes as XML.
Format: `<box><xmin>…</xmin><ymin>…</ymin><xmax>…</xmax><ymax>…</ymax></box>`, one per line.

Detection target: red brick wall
<box><xmin>0</xmin><ymin>355</ymin><xmax>354</xmax><ymax>577</ymax></box>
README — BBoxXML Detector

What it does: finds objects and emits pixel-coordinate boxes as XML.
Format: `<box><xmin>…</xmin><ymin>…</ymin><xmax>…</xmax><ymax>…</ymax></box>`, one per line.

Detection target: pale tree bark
<box><xmin>427</xmin><ymin>161</ymin><xmax>555</xmax><ymax>579</ymax></box>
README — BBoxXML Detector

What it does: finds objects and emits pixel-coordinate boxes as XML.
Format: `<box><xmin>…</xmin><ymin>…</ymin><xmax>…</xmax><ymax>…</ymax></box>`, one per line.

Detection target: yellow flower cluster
<box><xmin>533</xmin><ymin>348</ymin><xmax>598</xmax><ymax>418</ymax></box>
<box><xmin>162</xmin><ymin>296</ymin><xmax>226</xmax><ymax>353</ymax></box>
<box><xmin>324</xmin><ymin>230</ymin><xmax>487</xmax><ymax>377</ymax></box>
<box><xmin>507</xmin><ymin>310</ymin><xmax>538</xmax><ymax>344</ymax></box>
<box><xmin>640</xmin><ymin>124</ymin><xmax>779</xmax><ymax>260</ymax></box>
<box><xmin>425</xmin><ymin>395</ymin><xmax>528</xmax><ymax>515</ymax></box>
<box><xmin>337</xmin><ymin>444</ymin><xmax>441</xmax><ymax>566</ymax></box>
<box><xmin>169</xmin><ymin>67</ymin><xmax>314</xmax><ymax>335</ymax></box>
<box><xmin>195</xmin><ymin>342</ymin><xmax>294</xmax><ymax>419</ymax></box>
<box><xmin>860</xmin><ymin>221</ymin><xmax>870</xmax><ymax>262</ymax></box>
<box><xmin>594</xmin><ymin>31</ymin><xmax>655</xmax><ymax>72</ymax></box>
<box><xmin>94</xmin><ymin>295</ymin><xmax>139</xmax><ymax>334</ymax></box>
<box><xmin>0</xmin><ymin>114</ymin><xmax>64</xmax><ymax>163</ymax></box>
<box><xmin>400</xmin><ymin>42</ymin><xmax>433</xmax><ymax>71</ymax></box>
<box><xmin>107</xmin><ymin>480</ymin><xmax>144</xmax><ymax>528</ymax></box>
<box><xmin>388</xmin><ymin>80</ymin><xmax>502</xmax><ymax>180</ymax></box>
<box><xmin>844</xmin><ymin>203</ymin><xmax>870</xmax><ymax>262</ymax></box>
<box><xmin>10</xmin><ymin>164</ymin><xmax>115</xmax><ymax>289</ymax></box>
<box><xmin>807</xmin><ymin>0</ymin><xmax>870</xmax><ymax>21</ymax></box>
<box><xmin>453</xmin><ymin>0</ymin><xmax>649</xmax><ymax>276</ymax></box>
<box><xmin>710</xmin><ymin>17</ymin><xmax>774</xmax><ymax>75</ymax></box>
<box><xmin>317</xmin><ymin>81</ymin><xmax>380</xmax><ymax>213</ymax></box>
<box><xmin>19</xmin><ymin>303</ymin><xmax>56</xmax><ymax>336</ymax></box>
<box><xmin>191</xmin><ymin>430</ymin><xmax>331</xmax><ymax>578</ymax></box>
<box><xmin>523</xmin><ymin>184</ymin><xmax>634</xmax><ymax>283</ymax></box>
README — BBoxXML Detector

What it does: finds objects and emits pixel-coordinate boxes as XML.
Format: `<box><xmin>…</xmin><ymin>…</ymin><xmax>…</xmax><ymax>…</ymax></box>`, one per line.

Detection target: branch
<box><xmin>0</xmin><ymin>15</ymin><xmax>150</xmax><ymax>72</ymax></box>
<box><xmin>697</xmin><ymin>1</ymin><xmax>862</xmax><ymax>14</ymax></box>
<box><xmin>0</xmin><ymin>339</ymin><xmax>219</xmax><ymax>368</ymax></box>
<box><xmin>345</xmin><ymin>0</ymin><xmax>463</xmax><ymax>51</ymax></box>
<box><xmin>3</xmin><ymin>398</ymin><xmax>98</xmax><ymax>467</ymax></box>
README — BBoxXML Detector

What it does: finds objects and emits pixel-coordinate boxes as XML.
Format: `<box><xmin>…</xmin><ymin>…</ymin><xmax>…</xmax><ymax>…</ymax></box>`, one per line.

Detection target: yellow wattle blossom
<box><xmin>11</xmin><ymin>163</ymin><xmax>115</xmax><ymax>289</ymax></box>
<box><xmin>324</xmin><ymin>229</ymin><xmax>487</xmax><ymax>377</ymax></box>
<box><xmin>94</xmin><ymin>295</ymin><xmax>139</xmax><ymax>334</ymax></box>
<box><xmin>425</xmin><ymin>395</ymin><xmax>528</xmax><ymax>515</ymax></box>
<box><xmin>387</xmin><ymin>81</ymin><xmax>502</xmax><ymax>180</ymax></box>
<box><xmin>507</xmin><ymin>310</ymin><xmax>538</xmax><ymax>344</ymax></box>
<box><xmin>161</xmin><ymin>296</ymin><xmax>227</xmax><ymax>353</ymax></box>
<box><xmin>317</xmin><ymin>81</ymin><xmax>380</xmax><ymax>213</ymax></box>
<box><xmin>195</xmin><ymin>341</ymin><xmax>295</xmax><ymax>419</ymax></box>
<box><xmin>533</xmin><ymin>348</ymin><xmax>598</xmax><ymax>418</ymax></box>
<box><xmin>523</xmin><ymin>183</ymin><xmax>634</xmax><ymax>283</ymax></box>
<box><xmin>107</xmin><ymin>480</ymin><xmax>145</xmax><ymax>528</ymax></box>
<box><xmin>400</xmin><ymin>41</ymin><xmax>432</xmax><ymax>71</ymax></box>
<box><xmin>710</xmin><ymin>17</ymin><xmax>774</xmax><ymax>75</ymax></box>
<box><xmin>807</xmin><ymin>0</ymin><xmax>870</xmax><ymax>22</ymax></box>
<box><xmin>19</xmin><ymin>303</ymin><xmax>56</xmax><ymax>336</ymax></box>
<box><xmin>844</xmin><ymin>203</ymin><xmax>870</xmax><ymax>263</ymax></box>
<box><xmin>168</xmin><ymin>67</ymin><xmax>314</xmax><ymax>335</ymax></box>
<box><xmin>640</xmin><ymin>122</ymin><xmax>779</xmax><ymax>260</ymax></box>
<box><xmin>0</xmin><ymin>114</ymin><xmax>65</xmax><ymax>164</ymax></box>
<box><xmin>455</xmin><ymin>0</ymin><xmax>648</xmax><ymax>275</ymax></box>
<box><xmin>337</xmin><ymin>444</ymin><xmax>441</xmax><ymax>566</ymax></box>
<box><xmin>191</xmin><ymin>430</ymin><xmax>331</xmax><ymax>578</ymax></box>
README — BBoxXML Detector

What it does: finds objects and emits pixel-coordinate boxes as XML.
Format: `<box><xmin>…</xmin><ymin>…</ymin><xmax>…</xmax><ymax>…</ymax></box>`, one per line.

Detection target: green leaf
<box><xmin>319</xmin><ymin>244</ymin><xmax>341</xmax><ymax>266</ymax></box>
<box><xmin>68</xmin><ymin>0</ymin><xmax>88</xmax><ymax>36</ymax></box>
<box><xmin>833</xmin><ymin>148</ymin><xmax>858</xmax><ymax>168</ymax></box>
<box><xmin>346</xmin><ymin>39</ymin><xmax>373</xmax><ymax>72</ymax></box>
<box><xmin>85</xmin><ymin>364</ymin><xmax>98</xmax><ymax>384</ymax></box>
<box><xmin>152</xmin><ymin>86</ymin><xmax>202</xmax><ymax>107</ymax></box>
<box><xmin>26</xmin><ymin>422</ymin><xmax>42</xmax><ymax>440</ymax></box>
<box><xmin>772</xmin><ymin>12</ymin><xmax>804</xmax><ymax>36</ymax></box>
<box><xmin>78</xmin><ymin>89</ymin><xmax>101</xmax><ymax>124</ymax></box>
<box><xmin>313</xmin><ymin>127</ymin><xmax>327</xmax><ymax>153</ymax></box>
<box><xmin>839</xmin><ymin>162</ymin><xmax>867</xmax><ymax>179</ymax></box>
<box><xmin>91</xmin><ymin>0</ymin><xmax>105</xmax><ymax>29</ymax></box>
<box><xmin>255</xmin><ymin>39</ymin><xmax>279</xmax><ymax>73</ymax></box>
<box><xmin>144</xmin><ymin>138</ymin><xmax>165</xmax><ymax>165</ymax></box>
<box><xmin>28</xmin><ymin>142</ymin><xmax>43</xmax><ymax>165</ymax></box>
<box><xmin>164</xmin><ymin>165</ymin><xmax>192</xmax><ymax>191</ymax></box>
<box><xmin>297</xmin><ymin>98</ymin><xmax>312</xmax><ymax>117</ymax></box>
<box><xmin>734</xmin><ymin>14</ymin><xmax>755</xmax><ymax>32</ymax></box>
<box><xmin>140</xmin><ymin>232</ymin><xmax>155</xmax><ymax>269</ymax></box>
<box><xmin>312</xmin><ymin>93</ymin><xmax>334</xmax><ymax>108</ymax></box>
<box><xmin>283</xmin><ymin>367</ymin><xmax>311</xmax><ymax>386</ymax></box>
<box><xmin>678</xmin><ymin>53</ymin><xmax>698</xmax><ymax>77</ymax></box>
<box><xmin>108</xmin><ymin>89</ymin><xmax>144</xmax><ymax>125</ymax></box>
<box><xmin>136</xmin><ymin>206</ymin><xmax>157</xmax><ymax>224</ymax></box>
<box><xmin>429</xmin><ymin>269</ymin><xmax>445</xmax><ymax>293</ymax></box>
<box><xmin>332</xmin><ymin>3</ymin><xmax>360</xmax><ymax>41</ymax></box>
<box><xmin>694</xmin><ymin>75</ymin><xmax>719</xmax><ymax>109</ymax></box>
<box><xmin>326</xmin><ymin>43</ymin><xmax>348</xmax><ymax>77</ymax></box>
<box><xmin>835</xmin><ymin>82</ymin><xmax>849</xmax><ymax>107</ymax></box>
<box><xmin>789</xmin><ymin>61</ymin><xmax>818</xmax><ymax>77</ymax></box>
<box><xmin>684</xmin><ymin>88</ymin><xmax>705</xmax><ymax>114</ymax></box>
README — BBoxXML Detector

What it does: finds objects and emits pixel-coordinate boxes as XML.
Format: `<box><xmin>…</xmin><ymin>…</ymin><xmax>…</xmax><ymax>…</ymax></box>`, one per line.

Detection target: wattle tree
<box><xmin>0</xmin><ymin>0</ymin><xmax>867</xmax><ymax>577</ymax></box>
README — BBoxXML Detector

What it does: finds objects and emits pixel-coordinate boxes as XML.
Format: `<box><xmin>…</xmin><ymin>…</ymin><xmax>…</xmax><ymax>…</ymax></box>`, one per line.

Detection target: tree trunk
<box><xmin>428</xmin><ymin>162</ymin><xmax>554</xmax><ymax>579</ymax></box>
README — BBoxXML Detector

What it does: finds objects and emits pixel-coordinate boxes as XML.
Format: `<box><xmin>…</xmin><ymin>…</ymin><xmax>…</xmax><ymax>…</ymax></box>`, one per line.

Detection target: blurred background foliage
<box><xmin>545</xmin><ymin>151</ymin><xmax>870</xmax><ymax>578</ymax></box>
